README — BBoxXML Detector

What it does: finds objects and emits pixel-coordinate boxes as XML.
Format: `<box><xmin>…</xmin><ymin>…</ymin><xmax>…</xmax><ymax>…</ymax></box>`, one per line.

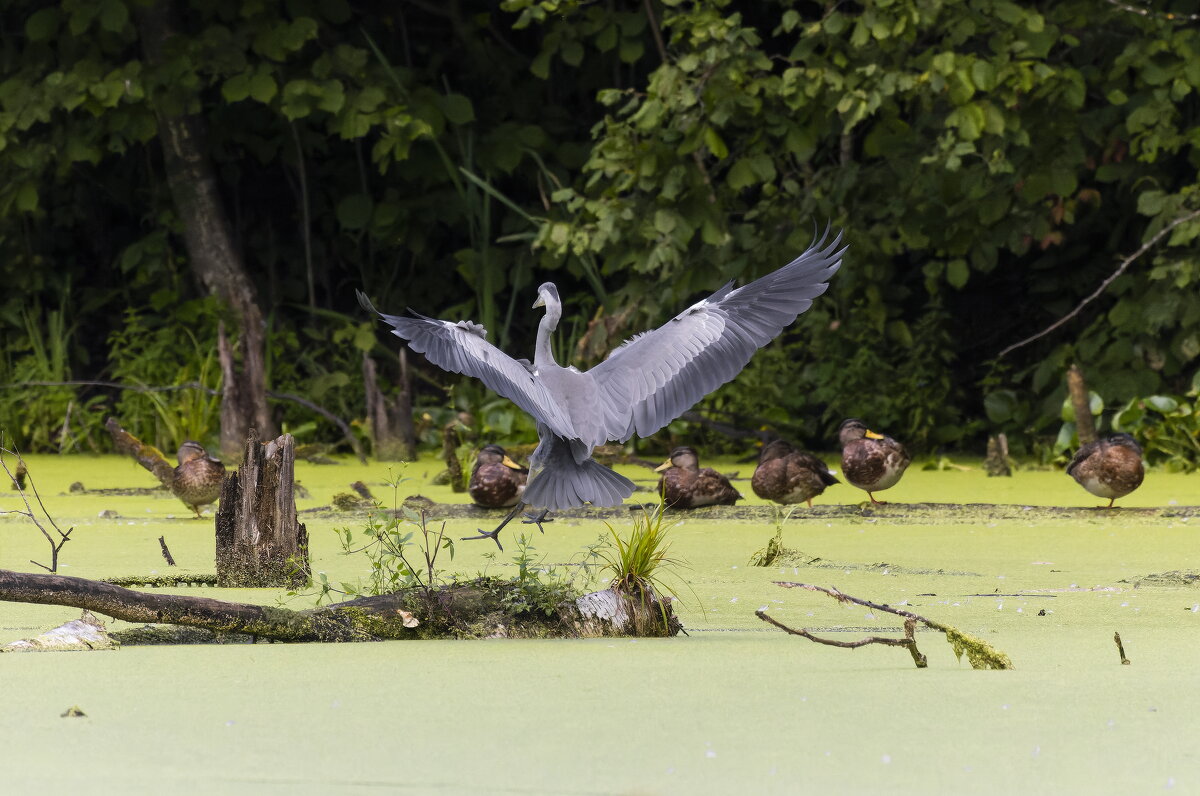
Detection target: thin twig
<box><xmin>1</xmin><ymin>447</ymin><xmax>73</xmax><ymax>573</ymax></box>
<box><xmin>998</xmin><ymin>207</ymin><xmax>1200</xmax><ymax>358</ymax></box>
<box><xmin>643</xmin><ymin>0</ymin><xmax>667</xmax><ymax>62</ymax></box>
<box><xmin>1114</xmin><ymin>631</ymin><xmax>1131</xmax><ymax>665</ymax></box>
<box><xmin>755</xmin><ymin>609</ymin><xmax>927</xmax><ymax>667</ymax></box>
<box><xmin>159</xmin><ymin>536</ymin><xmax>177</xmax><ymax>567</ymax></box>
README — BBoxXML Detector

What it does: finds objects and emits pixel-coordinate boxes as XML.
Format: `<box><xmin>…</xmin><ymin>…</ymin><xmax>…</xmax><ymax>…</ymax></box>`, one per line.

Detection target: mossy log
<box><xmin>215</xmin><ymin>429</ymin><xmax>310</xmax><ymax>588</ymax></box>
<box><xmin>0</xmin><ymin>569</ymin><xmax>682</xmax><ymax>642</ymax></box>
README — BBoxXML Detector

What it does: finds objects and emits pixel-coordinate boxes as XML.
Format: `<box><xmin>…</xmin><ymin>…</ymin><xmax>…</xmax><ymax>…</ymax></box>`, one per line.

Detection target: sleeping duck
<box><xmin>838</xmin><ymin>418</ymin><xmax>910</xmax><ymax>504</ymax></box>
<box><xmin>173</xmin><ymin>440</ymin><xmax>226</xmax><ymax>517</ymax></box>
<box><xmin>656</xmin><ymin>446</ymin><xmax>741</xmax><ymax>509</ymax></box>
<box><xmin>751</xmin><ymin>439</ymin><xmax>839</xmax><ymax>508</ymax></box>
<box><xmin>469</xmin><ymin>444</ymin><xmax>528</xmax><ymax>508</ymax></box>
<box><xmin>1066</xmin><ymin>433</ymin><xmax>1144</xmax><ymax>508</ymax></box>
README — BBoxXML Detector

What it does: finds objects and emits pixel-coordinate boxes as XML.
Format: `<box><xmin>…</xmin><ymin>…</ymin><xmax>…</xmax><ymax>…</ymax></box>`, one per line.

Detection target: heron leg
<box><xmin>520</xmin><ymin>508</ymin><xmax>553</xmax><ymax>534</ymax></box>
<box><xmin>461</xmin><ymin>502</ymin><xmax>526</xmax><ymax>551</ymax></box>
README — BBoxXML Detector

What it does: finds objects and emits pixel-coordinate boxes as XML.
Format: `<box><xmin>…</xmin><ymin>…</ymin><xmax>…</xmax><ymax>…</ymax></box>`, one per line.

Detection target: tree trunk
<box><xmin>136</xmin><ymin>2</ymin><xmax>275</xmax><ymax>458</ymax></box>
<box><xmin>215</xmin><ymin>429</ymin><xmax>309</xmax><ymax>588</ymax></box>
<box><xmin>362</xmin><ymin>351</ymin><xmax>417</xmax><ymax>461</ymax></box>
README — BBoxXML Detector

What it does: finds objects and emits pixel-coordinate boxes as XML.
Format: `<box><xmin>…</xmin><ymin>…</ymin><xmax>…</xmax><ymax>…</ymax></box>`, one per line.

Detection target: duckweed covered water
<box><xmin>2</xmin><ymin>453</ymin><xmax>1198</xmax><ymax>793</ymax></box>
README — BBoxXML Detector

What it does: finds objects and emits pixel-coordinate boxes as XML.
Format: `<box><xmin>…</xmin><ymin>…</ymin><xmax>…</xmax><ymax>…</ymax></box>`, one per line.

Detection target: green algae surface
<box><xmin>2</xmin><ymin>453</ymin><xmax>1199</xmax><ymax>793</ymax></box>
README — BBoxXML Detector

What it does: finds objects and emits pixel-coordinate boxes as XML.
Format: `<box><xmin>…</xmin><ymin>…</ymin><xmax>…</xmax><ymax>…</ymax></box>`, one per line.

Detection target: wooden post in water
<box><xmin>215</xmin><ymin>428</ymin><xmax>310</xmax><ymax>587</ymax></box>
<box><xmin>1066</xmin><ymin>364</ymin><xmax>1097</xmax><ymax>446</ymax></box>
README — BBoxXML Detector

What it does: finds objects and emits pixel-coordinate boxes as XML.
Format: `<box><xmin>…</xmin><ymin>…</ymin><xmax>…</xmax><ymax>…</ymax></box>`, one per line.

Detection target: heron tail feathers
<box><xmin>523</xmin><ymin>457</ymin><xmax>634</xmax><ymax>511</ymax></box>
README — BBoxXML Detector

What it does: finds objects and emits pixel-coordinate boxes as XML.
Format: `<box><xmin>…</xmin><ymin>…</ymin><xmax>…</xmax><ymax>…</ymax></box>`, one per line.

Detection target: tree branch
<box><xmin>764</xmin><ymin>582</ymin><xmax>1013</xmax><ymax>669</ymax></box>
<box><xmin>998</xmin><ymin>207</ymin><xmax>1200</xmax><ymax>358</ymax></box>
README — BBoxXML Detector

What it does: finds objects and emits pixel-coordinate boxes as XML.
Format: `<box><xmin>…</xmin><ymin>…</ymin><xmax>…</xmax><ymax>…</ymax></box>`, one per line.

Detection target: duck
<box><xmin>1066</xmin><ymin>433</ymin><xmax>1145</xmax><ymax>508</ymax></box>
<box><xmin>469</xmin><ymin>444</ymin><xmax>528</xmax><ymax>508</ymax></box>
<box><xmin>838</xmin><ymin>418</ymin><xmax>910</xmax><ymax>504</ymax></box>
<box><xmin>656</xmin><ymin>446</ymin><xmax>741</xmax><ymax>509</ymax></box>
<box><xmin>751</xmin><ymin>439</ymin><xmax>839</xmax><ymax>507</ymax></box>
<box><xmin>173</xmin><ymin>440</ymin><xmax>226</xmax><ymax>517</ymax></box>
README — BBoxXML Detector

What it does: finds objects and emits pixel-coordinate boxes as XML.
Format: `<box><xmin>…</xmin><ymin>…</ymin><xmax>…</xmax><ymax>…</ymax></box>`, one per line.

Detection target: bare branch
<box><xmin>998</xmin><ymin>207</ymin><xmax>1200</xmax><ymax>358</ymax></box>
<box><xmin>767</xmin><ymin>582</ymin><xmax>1013</xmax><ymax>669</ymax></box>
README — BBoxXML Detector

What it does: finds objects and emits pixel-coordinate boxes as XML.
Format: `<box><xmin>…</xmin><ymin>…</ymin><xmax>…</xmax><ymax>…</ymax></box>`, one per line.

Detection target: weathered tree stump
<box><xmin>442</xmin><ymin>417</ymin><xmax>468</xmax><ymax>493</ymax></box>
<box><xmin>984</xmin><ymin>433</ymin><xmax>1012</xmax><ymax>477</ymax></box>
<box><xmin>215</xmin><ymin>429</ymin><xmax>310</xmax><ymax>588</ymax></box>
<box><xmin>362</xmin><ymin>351</ymin><xmax>417</xmax><ymax>461</ymax></box>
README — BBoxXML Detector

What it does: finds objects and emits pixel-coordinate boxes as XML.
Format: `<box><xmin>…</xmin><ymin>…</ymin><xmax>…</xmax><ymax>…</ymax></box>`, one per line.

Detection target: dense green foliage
<box><xmin>1</xmin><ymin>0</ymin><xmax>1198</xmax><ymax>462</ymax></box>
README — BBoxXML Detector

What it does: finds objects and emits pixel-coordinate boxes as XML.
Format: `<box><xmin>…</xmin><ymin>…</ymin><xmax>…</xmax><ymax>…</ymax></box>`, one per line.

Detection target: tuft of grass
<box><xmin>601</xmin><ymin>504</ymin><xmax>692</xmax><ymax>608</ymax></box>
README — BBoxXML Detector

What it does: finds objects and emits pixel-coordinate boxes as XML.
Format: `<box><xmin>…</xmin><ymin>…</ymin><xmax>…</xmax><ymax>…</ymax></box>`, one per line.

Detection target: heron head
<box><xmin>532</xmin><ymin>282</ymin><xmax>560</xmax><ymax>310</ymax></box>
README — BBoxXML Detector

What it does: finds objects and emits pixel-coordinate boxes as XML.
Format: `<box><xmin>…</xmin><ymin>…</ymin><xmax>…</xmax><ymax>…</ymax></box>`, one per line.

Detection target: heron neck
<box><xmin>534</xmin><ymin>304</ymin><xmax>561</xmax><ymax>369</ymax></box>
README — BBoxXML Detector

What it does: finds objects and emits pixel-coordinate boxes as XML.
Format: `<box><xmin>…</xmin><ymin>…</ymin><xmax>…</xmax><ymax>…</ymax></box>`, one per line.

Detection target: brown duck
<box><xmin>1066</xmin><ymin>433</ymin><xmax>1144</xmax><ymax>508</ymax></box>
<box><xmin>838</xmin><ymin>418</ymin><xmax>910</xmax><ymax>504</ymax></box>
<box><xmin>752</xmin><ymin>439</ymin><xmax>839</xmax><ymax>508</ymax></box>
<box><xmin>173</xmin><ymin>440</ymin><xmax>226</xmax><ymax>517</ymax></box>
<box><xmin>656</xmin><ymin>446</ymin><xmax>741</xmax><ymax>509</ymax></box>
<box><xmin>469</xmin><ymin>444</ymin><xmax>528</xmax><ymax>508</ymax></box>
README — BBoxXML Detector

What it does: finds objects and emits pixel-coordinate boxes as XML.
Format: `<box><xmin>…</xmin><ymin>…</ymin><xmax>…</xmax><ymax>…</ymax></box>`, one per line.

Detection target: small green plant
<box><xmin>301</xmin><ymin>467</ymin><xmax>454</xmax><ymax>605</ymax></box>
<box><xmin>749</xmin><ymin>505</ymin><xmax>799</xmax><ymax>567</ymax></box>
<box><xmin>1112</xmin><ymin>376</ymin><xmax>1200</xmax><ymax>471</ymax></box>
<box><xmin>600</xmin><ymin>504</ymin><xmax>692</xmax><ymax>604</ymax></box>
<box><xmin>479</xmin><ymin>532</ymin><xmax>607</xmax><ymax>617</ymax></box>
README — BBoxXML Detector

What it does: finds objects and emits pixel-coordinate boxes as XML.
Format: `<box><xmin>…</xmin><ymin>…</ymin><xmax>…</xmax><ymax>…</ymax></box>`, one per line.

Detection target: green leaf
<box><xmin>1106</xmin><ymin>88</ymin><xmax>1128</xmax><ymax>105</ymax></box>
<box><xmin>727</xmin><ymin>158</ymin><xmax>757</xmax><ymax>190</ymax></box>
<box><xmin>15</xmin><ymin>182</ymin><xmax>38</xmax><ymax>213</ymax></box>
<box><xmin>337</xmin><ymin>194</ymin><xmax>373</xmax><ymax>230</ymax></box>
<box><xmin>440</xmin><ymin>93</ymin><xmax>475</xmax><ymax>125</ymax></box>
<box><xmin>984</xmin><ymin>390</ymin><xmax>1018</xmax><ymax>423</ymax></box>
<box><xmin>530</xmin><ymin>50</ymin><xmax>552</xmax><ymax>79</ymax></box>
<box><xmin>653</xmin><ymin>210</ymin><xmax>676</xmax><ymax>235</ymax></box>
<box><xmin>618</xmin><ymin>38</ymin><xmax>644</xmax><ymax>64</ymax></box>
<box><xmin>99</xmin><ymin>0</ymin><xmax>128</xmax><ymax>33</ymax></box>
<box><xmin>249</xmin><ymin>71</ymin><xmax>277</xmax><ymax>104</ymax></box>
<box><xmin>1136</xmin><ymin>190</ymin><xmax>1166</xmax><ymax>216</ymax></box>
<box><xmin>25</xmin><ymin>8</ymin><xmax>61</xmax><ymax>41</ymax></box>
<box><xmin>703</xmin><ymin>127</ymin><xmax>728</xmax><ymax>159</ymax></box>
<box><xmin>561</xmin><ymin>40</ymin><xmax>584</xmax><ymax>67</ymax></box>
<box><xmin>970</xmin><ymin>60</ymin><xmax>996</xmax><ymax>91</ymax></box>
<box><xmin>946</xmin><ymin>259</ymin><xmax>969</xmax><ymax>288</ymax></box>
<box><xmin>222</xmin><ymin>72</ymin><xmax>252</xmax><ymax>103</ymax></box>
<box><xmin>1146</xmin><ymin>395</ymin><xmax>1179</xmax><ymax>413</ymax></box>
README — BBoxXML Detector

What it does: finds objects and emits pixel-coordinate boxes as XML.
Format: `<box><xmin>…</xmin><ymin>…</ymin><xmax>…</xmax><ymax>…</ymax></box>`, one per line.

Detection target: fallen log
<box><xmin>0</xmin><ymin>568</ymin><xmax>681</xmax><ymax>642</ymax></box>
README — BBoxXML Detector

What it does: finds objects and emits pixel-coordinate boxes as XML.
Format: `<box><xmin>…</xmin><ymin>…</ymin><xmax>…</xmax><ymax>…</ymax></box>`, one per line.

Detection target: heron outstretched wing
<box><xmin>589</xmin><ymin>228</ymin><xmax>846</xmax><ymax>442</ymax></box>
<box><xmin>358</xmin><ymin>291</ymin><xmax>577</xmax><ymax>440</ymax></box>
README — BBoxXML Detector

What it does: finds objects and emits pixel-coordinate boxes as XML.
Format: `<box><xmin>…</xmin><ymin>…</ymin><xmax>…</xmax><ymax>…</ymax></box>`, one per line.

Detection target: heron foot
<box><xmin>461</xmin><ymin>527</ymin><xmax>505</xmax><ymax>551</ymax></box>
<box><xmin>520</xmin><ymin>509</ymin><xmax>553</xmax><ymax>534</ymax></box>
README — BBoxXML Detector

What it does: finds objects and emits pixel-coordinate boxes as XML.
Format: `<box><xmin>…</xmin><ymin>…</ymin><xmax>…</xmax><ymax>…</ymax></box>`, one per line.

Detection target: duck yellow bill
<box><xmin>502</xmin><ymin>456</ymin><xmax>522</xmax><ymax>469</ymax></box>
<box><xmin>865</xmin><ymin>430</ymin><xmax>884</xmax><ymax>440</ymax></box>
<box><xmin>654</xmin><ymin>459</ymin><xmax>672</xmax><ymax>472</ymax></box>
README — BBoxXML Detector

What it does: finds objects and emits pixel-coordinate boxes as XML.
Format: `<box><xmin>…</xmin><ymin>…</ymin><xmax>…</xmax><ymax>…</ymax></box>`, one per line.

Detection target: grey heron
<box><xmin>359</xmin><ymin>227</ymin><xmax>845</xmax><ymax>548</ymax></box>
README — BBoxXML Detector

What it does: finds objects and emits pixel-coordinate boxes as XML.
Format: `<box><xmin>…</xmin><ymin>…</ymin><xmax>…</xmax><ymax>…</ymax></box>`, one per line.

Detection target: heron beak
<box><xmin>865</xmin><ymin>430</ymin><xmax>884</xmax><ymax>440</ymax></box>
<box><xmin>654</xmin><ymin>459</ymin><xmax>672</xmax><ymax>472</ymax></box>
<box><xmin>532</xmin><ymin>294</ymin><xmax>546</xmax><ymax>309</ymax></box>
<box><xmin>502</xmin><ymin>456</ymin><xmax>522</xmax><ymax>470</ymax></box>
